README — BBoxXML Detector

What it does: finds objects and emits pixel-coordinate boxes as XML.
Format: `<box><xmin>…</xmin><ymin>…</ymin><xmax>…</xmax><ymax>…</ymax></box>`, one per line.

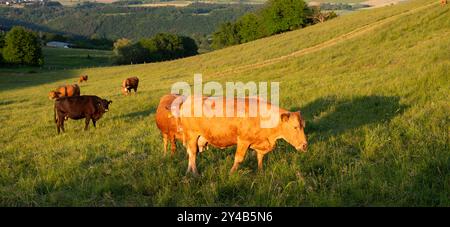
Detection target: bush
<box><xmin>212</xmin><ymin>0</ymin><xmax>309</xmax><ymax>49</ymax></box>
<box><xmin>261</xmin><ymin>0</ymin><xmax>307</xmax><ymax>34</ymax></box>
<box><xmin>212</xmin><ymin>22</ymin><xmax>241</xmax><ymax>50</ymax></box>
<box><xmin>2</xmin><ymin>26</ymin><xmax>44</xmax><ymax>66</ymax></box>
<box><xmin>115</xmin><ymin>33</ymin><xmax>198</xmax><ymax>65</ymax></box>
<box><xmin>115</xmin><ymin>42</ymin><xmax>149</xmax><ymax>65</ymax></box>
<box><xmin>237</xmin><ymin>13</ymin><xmax>267</xmax><ymax>43</ymax></box>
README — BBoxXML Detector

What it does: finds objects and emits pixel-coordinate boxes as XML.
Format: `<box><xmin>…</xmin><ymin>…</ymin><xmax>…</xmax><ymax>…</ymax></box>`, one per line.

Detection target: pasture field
<box><xmin>0</xmin><ymin>47</ymin><xmax>114</xmax><ymax>74</ymax></box>
<box><xmin>0</xmin><ymin>0</ymin><xmax>449</xmax><ymax>206</ymax></box>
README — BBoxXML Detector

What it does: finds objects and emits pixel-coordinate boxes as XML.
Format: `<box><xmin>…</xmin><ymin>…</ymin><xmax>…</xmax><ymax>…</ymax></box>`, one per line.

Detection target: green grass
<box><xmin>0</xmin><ymin>0</ymin><xmax>449</xmax><ymax>206</ymax></box>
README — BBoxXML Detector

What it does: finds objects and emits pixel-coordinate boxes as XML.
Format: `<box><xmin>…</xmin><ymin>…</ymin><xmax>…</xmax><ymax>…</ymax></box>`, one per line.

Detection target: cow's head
<box><xmin>48</xmin><ymin>91</ymin><xmax>61</xmax><ymax>100</ymax></box>
<box><xmin>122</xmin><ymin>86</ymin><xmax>129</xmax><ymax>96</ymax></box>
<box><xmin>98</xmin><ymin>99</ymin><xmax>112</xmax><ymax>112</ymax></box>
<box><xmin>279</xmin><ymin>111</ymin><xmax>308</xmax><ymax>152</ymax></box>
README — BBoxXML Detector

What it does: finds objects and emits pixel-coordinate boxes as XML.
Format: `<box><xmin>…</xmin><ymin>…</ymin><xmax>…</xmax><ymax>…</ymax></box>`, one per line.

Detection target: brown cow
<box><xmin>442</xmin><ymin>0</ymin><xmax>447</xmax><ymax>5</ymax></box>
<box><xmin>79</xmin><ymin>75</ymin><xmax>88</xmax><ymax>83</ymax></box>
<box><xmin>155</xmin><ymin>94</ymin><xmax>208</xmax><ymax>156</ymax></box>
<box><xmin>54</xmin><ymin>95</ymin><xmax>112</xmax><ymax>134</ymax></box>
<box><xmin>122</xmin><ymin>77</ymin><xmax>139</xmax><ymax>96</ymax></box>
<box><xmin>178</xmin><ymin>96</ymin><xmax>307</xmax><ymax>175</ymax></box>
<box><xmin>48</xmin><ymin>84</ymin><xmax>80</xmax><ymax>100</ymax></box>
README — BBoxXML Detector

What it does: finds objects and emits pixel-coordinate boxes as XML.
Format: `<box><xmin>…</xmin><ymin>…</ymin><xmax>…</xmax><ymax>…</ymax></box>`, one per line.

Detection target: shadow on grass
<box><xmin>0</xmin><ymin>70</ymin><xmax>80</xmax><ymax>92</ymax></box>
<box><xmin>111</xmin><ymin>106</ymin><xmax>157</xmax><ymax>121</ymax></box>
<box><xmin>292</xmin><ymin>95</ymin><xmax>408</xmax><ymax>143</ymax></box>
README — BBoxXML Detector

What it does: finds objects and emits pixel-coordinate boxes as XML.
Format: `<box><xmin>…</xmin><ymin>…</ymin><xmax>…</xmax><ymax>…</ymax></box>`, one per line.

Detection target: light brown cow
<box><xmin>48</xmin><ymin>84</ymin><xmax>81</xmax><ymax>100</ymax></box>
<box><xmin>155</xmin><ymin>94</ymin><xmax>208</xmax><ymax>156</ymax></box>
<box><xmin>178</xmin><ymin>96</ymin><xmax>307</xmax><ymax>175</ymax></box>
<box><xmin>79</xmin><ymin>75</ymin><xmax>88</xmax><ymax>83</ymax></box>
<box><xmin>122</xmin><ymin>77</ymin><xmax>139</xmax><ymax>96</ymax></box>
<box><xmin>441</xmin><ymin>0</ymin><xmax>447</xmax><ymax>6</ymax></box>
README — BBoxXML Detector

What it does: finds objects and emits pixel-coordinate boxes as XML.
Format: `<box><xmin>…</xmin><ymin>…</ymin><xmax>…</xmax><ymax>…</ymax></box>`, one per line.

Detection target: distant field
<box><xmin>0</xmin><ymin>47</ymin><xmax>113</xmax><ymax>74</ymax></box>
<box><xmin>43</xmin><ymin>47</ymin><xmax>114</xmax><ymax>70</ymax></box>
<box><xmin>0</xmin><ymin>0</ymin><xmax>448</xmax><ymax>206</ymax></box>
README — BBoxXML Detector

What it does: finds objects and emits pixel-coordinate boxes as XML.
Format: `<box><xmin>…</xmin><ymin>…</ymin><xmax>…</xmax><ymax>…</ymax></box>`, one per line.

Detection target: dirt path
<box><xmin>212</xmin><ymin>1</ymin><xmax>437</xmax><ymax>77</ymax></box>
<box><xmin>362</xmin><ymin>0</ymin><xmax>409</xmax><ymax>8</ymax></box>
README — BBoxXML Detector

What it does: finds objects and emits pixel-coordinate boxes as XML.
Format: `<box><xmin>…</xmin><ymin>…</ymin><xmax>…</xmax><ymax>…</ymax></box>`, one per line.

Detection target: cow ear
<box><xmin>108</xmin><ymin>100</ymin><xmax>112</xmax><ymax>104</ymax></box>
<box><xmin>281</xmin><ymin>113</ymin><xmax>290</xmax><ymax>122</ymax></box>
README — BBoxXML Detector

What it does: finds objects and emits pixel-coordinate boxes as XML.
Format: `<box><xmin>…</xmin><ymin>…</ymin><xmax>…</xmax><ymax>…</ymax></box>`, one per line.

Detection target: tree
<box><xmin>115</xmin><ymin>33</ymin><xmax>198</xmax><ymax>65</ymax></box>
<box><xmin>113</xmin><ymin>38</ymin><xmax>132</xmax><ymax>55</ymax></box>
<box><xmin>0</xmin><ymin>32</ymin><xmax>4</xmax><ymax>65</ymax></box>
<box><xmin>261</xmin><ymin>0</ymin><xmax>307</xmax><ymax>34</ymax></box>
<box><xmin>2</xmin><ymin>26</ymin><xmax>43</xmax><ymax>66</ymax></box>
<box><xmin>211</xmin><ymin>22</ymin><xmax>241</xmax><ymax>50</ymax></box>
<box><xmin>115</xmin><ymin>42</ymin><xmax>149</xmax><ymax>65</ymax></box>
<box><xmin>237</xmin><ymin>13</ymin><xmax>267</xmax><ymax>43</ymax></box>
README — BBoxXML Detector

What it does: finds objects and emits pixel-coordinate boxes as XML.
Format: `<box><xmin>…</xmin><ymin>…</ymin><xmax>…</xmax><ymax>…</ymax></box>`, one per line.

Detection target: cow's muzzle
<box><xmin>296</xmin><ymin>142</ymin><xmax>308</xmax><ymax>152</ymax></box>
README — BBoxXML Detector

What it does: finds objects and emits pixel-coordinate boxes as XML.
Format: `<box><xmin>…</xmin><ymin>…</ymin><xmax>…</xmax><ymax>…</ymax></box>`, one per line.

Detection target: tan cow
<box><xmin>79</xmin><ymin>75</ymin><xmax>88</xmax><ymax>83</ymax></box>
<box><xmin>441</xmin><ymin>0</ymin><xmax>447</xmax><ymax>6</ymax></box>
<box><xmin>48</xmin><ymin>84</ymin><xmax>81</xmax><ymax>100</ymax></box>
<box><xmin>177</xmin><ymin>96</ymin><xmax>307</xmax><ymax>175</ymax></box>
<box><xmin>155</xmin><ymin>94</ymin><xmax>208</xmax><ymax>156</ymax></box>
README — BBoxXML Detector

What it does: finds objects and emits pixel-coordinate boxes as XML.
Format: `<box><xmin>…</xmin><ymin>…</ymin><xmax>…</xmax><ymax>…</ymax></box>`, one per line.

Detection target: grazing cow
<box><xmin>442</xmin><ymin>0</ymin><xmax>447</xmax><ymax>5</ymax></box>
<box><xmin>155</xmin><ymin>94</ymin><xmax>208</xmax><ymax>155</ymax></box>
<box><xmin>122</xmin><ymin>77</ymin><xmax>139</xmax><ymax>95</ymax></box>
<box><xmin>79</xmin><ymin>75</ymin><xmax>88</xmax><ymax>83</ymax></box>
<box><xmin>177</xmin><ymin>96</ymin><xmax>307</xmax><ymax>175</ymax></box>
<box><xmin>48</xmin><ymin>84</ymin><xmax>80</xmax><ymax>100</ymax></box>
<box><xmin>54</xmin><ymin>95</ymin><xmax>112</xmax><ymax>134</ymax></box>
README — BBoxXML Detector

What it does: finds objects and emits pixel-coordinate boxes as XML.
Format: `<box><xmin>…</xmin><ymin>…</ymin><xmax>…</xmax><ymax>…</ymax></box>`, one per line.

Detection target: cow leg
<box><xmin>186</xmin><ymin>137</ymin><xmax>199</xmax><ymax>176</ymax></box>
<box><xmin>162</xmin><ymin>134</ymin><xmax>168</xmax><ymax>155</ymax></box>
<box><xmin>170</xmin><ymin>136</ymin><xmax>176</xmax><ymax>156</ymax></box>
<box><xmin>257</xmin><ymin>152</ymin><xmax>265</xmax><ymax>171</ymax></box>
<box><xmin>56</xmin><ymin>118</ymin><xmax>61</xmax><ymax>134</ymax></box>
<box><xmin>92</xmin><ymin>120</ymin><xmax>96</xmax><ymax>128</ymax></box>
<box><xmin>84</xmin><ymin>117</ymin><xmax>91</xmax><ymax>131</ymax></box>
<box><xmin>61</xmin><ymin>119</ymin><xmax>65</xmax><ymax>133</ymax></box>
<box><xmin>230</xmin><ymin>140</ymin><xmax>250</xmax><ymax>174</ymax></box>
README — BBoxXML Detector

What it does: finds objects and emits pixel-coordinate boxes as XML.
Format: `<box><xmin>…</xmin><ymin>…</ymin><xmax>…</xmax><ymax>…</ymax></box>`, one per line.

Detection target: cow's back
<box><xmin>179</xmin><ymin>96</ymin><xmax>282</xmax><ymax>148</ymax></box>
<box><xmin>124</xmin><ymin>77</ymin><xmax>139</xmax><ymax>87</ymax></box>
<box><xmin>56</xmin><ymin>84</ymin><xmax>80</xmax><ymax>97</ymax></box>
<box><xmin>55</xmin><ymin>95</ymin><xmax>98</xmax><ymax>118</ymax></box>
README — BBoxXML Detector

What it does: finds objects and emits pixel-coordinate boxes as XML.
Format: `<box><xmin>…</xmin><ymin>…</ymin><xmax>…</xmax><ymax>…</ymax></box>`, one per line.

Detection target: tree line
<box><xmin>212</xmin><ymin>0</ymin><xmax>337</xmax><ymax>49</ymax></box>
<box><xmin>113</xmin><ymin>33</ymin><xmax>198</xmax><ymax>65</ymax></box>
<box><xmin>0</xmin><ymin>26</ymin><xmax>198</xmax><ymax>67</ymax></box>
<box><xmin>0</xmin><ymin>2</ymin><xmax>256</xmax><ymax>43</ymax></box>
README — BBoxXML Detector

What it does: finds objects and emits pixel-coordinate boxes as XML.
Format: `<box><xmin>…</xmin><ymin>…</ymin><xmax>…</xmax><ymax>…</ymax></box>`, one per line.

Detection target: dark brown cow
<box><xmin>54</xmin><ymin>95</ymin><xmax>112</xmax><ymax>134</ymax></box>
<box><xmin>155</xmin><ymin>94</ymin><xmax>208</xmax><ymax>156</ymax></box>
<box><xmin>79</xmin><ymin>75</ymin><xmax>88</xmax><ymax>83</ymax></box>
<box><xmin>178</xmin><ymin>96</ymin><xmax>307</xmax><ymax>175</ymax></box>
<box><xmin>48</xmin><ymin>84</ymin><xmax>80</xmax><ymax>100</ymax></box>
<box><xmin>122</xmin><ymin>77</ymin><xmax>139</xmax><ymax>96</ymax></box>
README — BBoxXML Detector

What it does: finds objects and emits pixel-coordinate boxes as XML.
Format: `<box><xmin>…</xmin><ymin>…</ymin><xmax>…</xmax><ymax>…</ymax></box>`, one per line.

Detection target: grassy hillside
<box><xmin>0</xmin><ymin>0</ymin><xmax>448</xmax><ymax>206</ymax></box>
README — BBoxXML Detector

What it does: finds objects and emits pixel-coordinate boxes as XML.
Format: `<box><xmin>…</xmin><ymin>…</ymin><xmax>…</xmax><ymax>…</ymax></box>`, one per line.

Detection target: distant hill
<box><xmin>0</xmin><ymin>3</ymin><xmax>258</xmax><ymax>40</ymax></box>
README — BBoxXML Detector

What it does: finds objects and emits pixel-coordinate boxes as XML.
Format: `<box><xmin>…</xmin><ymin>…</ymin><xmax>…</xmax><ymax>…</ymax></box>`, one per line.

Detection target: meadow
<box><xmin>0</xmin><ymin>0</ymin><xmax>448</xmax><ymax>206</ymax></box>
